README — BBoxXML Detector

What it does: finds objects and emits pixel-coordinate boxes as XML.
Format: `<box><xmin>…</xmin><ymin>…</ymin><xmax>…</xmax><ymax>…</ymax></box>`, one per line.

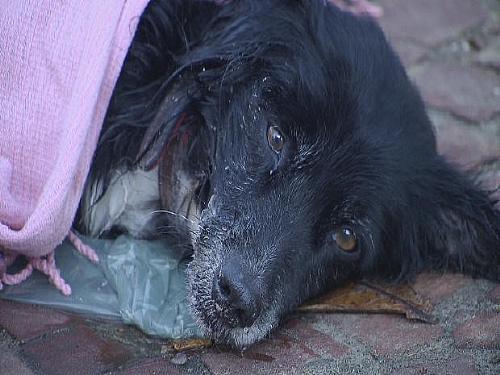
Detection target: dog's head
<box><xmin>134</xmin><ymin>0</ymin><xmax>500</xmax><ymax>348</ymax></box>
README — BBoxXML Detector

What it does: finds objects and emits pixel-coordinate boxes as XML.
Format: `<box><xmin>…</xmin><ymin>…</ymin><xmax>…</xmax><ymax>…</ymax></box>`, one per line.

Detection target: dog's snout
<box><xmin>212</xmin><ymin>259</ymin><xmax>262</xmax><ymax>328</ymax></box>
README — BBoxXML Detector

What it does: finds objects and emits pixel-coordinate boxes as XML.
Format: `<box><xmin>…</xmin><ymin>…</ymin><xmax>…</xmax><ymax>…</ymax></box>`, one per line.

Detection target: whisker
<box><xmin>156</xmin><ymin>224</ymin><xmax>198</xmax><ymax>236</ymax></box>
<box><xmin>149</xmin><ymin>209</ymin><xmax>196</xmax><ymax>225</ymax></box>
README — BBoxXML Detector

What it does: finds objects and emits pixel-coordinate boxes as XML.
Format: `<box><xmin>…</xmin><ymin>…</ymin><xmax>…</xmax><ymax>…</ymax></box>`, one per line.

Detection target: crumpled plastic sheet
<box><xmin>0</xmin><ymin>235</ymin><xmax>202</xmax><ymax>338</ymax></box>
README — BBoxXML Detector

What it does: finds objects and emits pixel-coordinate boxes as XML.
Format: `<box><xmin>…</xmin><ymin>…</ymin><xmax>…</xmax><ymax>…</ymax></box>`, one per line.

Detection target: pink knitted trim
<box><xmin>68</xmin><ymin>230</ymin><xmax>99</xmax><ymax>263</ymax></box>
<box><xmin>0</xmin><ymin>231</ymin><xmax>98</xmax><ymax>295</ymax></box>
<box><xmin>0</xmin><ymin>250</ymin><xmax>33</xmax><ymax>290</ymax></box>
<box><xmin>30</xmin><ymin>252</ymin><xmax>72</xmax><ymax>295</ymax></box>
<box><xmin>2</xmin><ymin>263</ymin><xmax>34</xmax><ymax>286</ymax></box>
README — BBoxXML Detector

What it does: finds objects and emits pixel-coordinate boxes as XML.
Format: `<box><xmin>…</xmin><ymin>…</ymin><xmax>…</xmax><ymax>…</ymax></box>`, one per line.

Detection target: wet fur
<box><xmin>77</xmin><ymin>0</ymin><xmax>500</xmax><ymax>348</ymax></box>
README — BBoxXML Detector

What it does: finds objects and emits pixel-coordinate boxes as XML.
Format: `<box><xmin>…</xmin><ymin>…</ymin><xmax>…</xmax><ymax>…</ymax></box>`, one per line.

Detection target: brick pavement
<box><xmin>1</xmin><ymin>0</ymin><xmax>499</xmax><ymax>374</ymax></box>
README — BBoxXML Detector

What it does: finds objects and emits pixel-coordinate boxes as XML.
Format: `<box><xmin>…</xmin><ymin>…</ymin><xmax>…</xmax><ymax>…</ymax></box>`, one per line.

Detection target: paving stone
<box><xmin>378</xmin><ymin>0</ymin><xmax>487</xmax><ymax>65</ymax></box>
<box><xmin>203</xmin><ymin>336</ymin><xmax>315</xmax><ymax>375</ymax></box>
<box><xmin>388</xmin><ymin>38</ymin><xmax>427</xmax><ymax>67</ymax></box>
<box><xmin>0</xmin><ymin>333</ymin><xmax>34</xmax><ymax>375</ymax></box>
<box><xmin>412</xmin><ymin>62</ymin><xmax>500</xmax><ymax>122</ymax></box>
<box><xmin>116</xmin><ymin>357</ymin><xmax>185</xmax><ymax>375</ymax></box>
<box><xmin>0</xmin><ymin>300</ymin><xmax>71</xmax><ymax>341</ymax></box>
<box><xmin>411</xmin><ymin>273</ymin><xmax>470</xmax><ymax>305</ymax></box>
<box><xmin>379</xmin><ymin>0</ymin><xmax>487</xmax><ymax>48</ymax></box>
<box><xmin>0</xmin><ymin>349</ymin><xmax>34</xmax><ymax>375</ymax></box>
<box><xmin>453</xmin><ymin>313</ymin><xmax>500</xmax><ymax>349</ymax></box>
<box><xmin>434</xmin><ymin>119</ymin><xmax>500</xmax><ymax>169</ymax></box>
<box><xmin>329</xmin><ymin>314</ymin><xmax>444</xmax><ymax>356</ymax></box>
<box><xmin>202</xmin><ymin>318</ymin><xmax>350</xmax><ymax>375</ymax></box>
<box><xmin>22</xmin><ymin>324</ymin><xmax>132</xmax><ymax>375</ymax></box>
<box><xmin>390</xmin><ymin>357</ymin><xmax>477</xmax><ymax>375</ymax></box>
<box><xmin>282</xmin><ymin>319</ymin><xmax>350</xmax><ymax>358</ymax></box>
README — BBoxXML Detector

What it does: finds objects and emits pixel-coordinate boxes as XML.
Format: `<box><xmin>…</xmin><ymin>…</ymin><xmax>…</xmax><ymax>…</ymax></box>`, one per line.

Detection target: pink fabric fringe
<box><xmin>0</xmin><ymin>231</ymin><xmax>99</xmax><ymax>295</ymax></box>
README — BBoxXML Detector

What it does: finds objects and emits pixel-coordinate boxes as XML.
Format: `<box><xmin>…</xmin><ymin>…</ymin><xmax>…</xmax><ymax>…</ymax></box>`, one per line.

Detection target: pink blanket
<box><xmin>0</xmin><ymin>0</ymin><xmax>150</xmax><ymax>292</ymax></box>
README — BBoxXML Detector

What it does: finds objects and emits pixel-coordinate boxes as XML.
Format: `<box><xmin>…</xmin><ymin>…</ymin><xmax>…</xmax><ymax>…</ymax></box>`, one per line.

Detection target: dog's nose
<box><xmin>213</xmin><ymin>260</ymin><xmax>262</xmax><ymax>328</ymax></box>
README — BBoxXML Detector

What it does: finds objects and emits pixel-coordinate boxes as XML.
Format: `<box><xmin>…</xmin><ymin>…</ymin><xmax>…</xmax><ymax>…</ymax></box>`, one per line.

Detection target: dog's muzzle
<box><xmin>212</xmin><ymin>255</ymin><xmax>263</xmax><ymax>328</ymax></box>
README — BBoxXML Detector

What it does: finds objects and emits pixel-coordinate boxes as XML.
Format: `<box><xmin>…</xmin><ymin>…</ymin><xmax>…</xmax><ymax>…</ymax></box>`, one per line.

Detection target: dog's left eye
<box><xmin>267</xmin><ymin>126</ymin><xmax>285</xmax><ymax>153</ymax></box>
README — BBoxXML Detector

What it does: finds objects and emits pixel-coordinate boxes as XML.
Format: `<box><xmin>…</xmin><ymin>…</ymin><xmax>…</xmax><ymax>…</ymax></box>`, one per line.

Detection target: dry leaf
<box><xmin>172</xmin><ymin>282</ymin><xmax>433</xmax><ymax>352</ymax></box>
<box><xmin>297</xmin><ymin>281</ymin><xmax>435</xmax><ymax>323</ymax></box>
<box><xmin>172</xmin><ymin>338</ymin><xmax>212</xmax><ymax>351</ymax></box>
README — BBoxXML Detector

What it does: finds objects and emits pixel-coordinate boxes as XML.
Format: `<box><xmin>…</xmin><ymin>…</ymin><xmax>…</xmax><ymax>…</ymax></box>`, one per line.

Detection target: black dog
<box><xmin>76</xmin><ymin>0</ymin><xmax>500</xmax><ymax>348</ymax></box>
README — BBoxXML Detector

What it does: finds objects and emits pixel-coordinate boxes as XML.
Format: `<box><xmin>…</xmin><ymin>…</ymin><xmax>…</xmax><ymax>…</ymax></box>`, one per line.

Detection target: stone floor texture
<box><xmin>1</xmin><ymin>0</ymin><xmax>500</xmax><ymax>374</ymax></box>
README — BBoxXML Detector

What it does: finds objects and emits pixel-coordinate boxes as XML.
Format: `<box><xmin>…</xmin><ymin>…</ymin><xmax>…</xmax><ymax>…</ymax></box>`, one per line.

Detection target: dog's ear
<box><xmin>137</xmin><ymin>75</ymin><xmax>199</xmax><ymax>170</ymax></box>
<box><xmin>137</xmin><ymin>57</ymin><xmax>226</xmax><ymax>170</ymax></box>
<box><xmin>412</xmin><ymin>161</ymin><xmax>500</xmax><ymax>281</ymax></box>
<box><xmin>378</xmin><ymin>158</ymin><xmax>500</xmax><ymax>283</ymax></box>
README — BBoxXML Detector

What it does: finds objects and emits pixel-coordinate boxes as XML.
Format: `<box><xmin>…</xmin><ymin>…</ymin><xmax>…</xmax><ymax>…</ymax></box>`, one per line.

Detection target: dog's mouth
<box><xmin>185</xmin><ymin>250</ymin><xmax>282</xmax><ymax>348</ymax></box>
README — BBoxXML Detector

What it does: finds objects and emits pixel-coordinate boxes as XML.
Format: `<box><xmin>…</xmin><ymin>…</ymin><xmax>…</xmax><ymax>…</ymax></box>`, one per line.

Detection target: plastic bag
<box><xmin>0</xmin><ymin>236</ymin><xmax>202</xmax><ymax>338</ymax></box>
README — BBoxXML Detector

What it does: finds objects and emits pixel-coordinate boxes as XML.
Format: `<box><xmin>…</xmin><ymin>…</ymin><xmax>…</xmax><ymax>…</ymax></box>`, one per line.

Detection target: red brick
<box><xmin>378</xmin><ymin>0</ymin><xmax>487</xmax><ymax>66</ymax></box>
<box><xmin>391</xmin><ymin>357</ymin><xmax>477</xmax><ymax>375</ymax></box>
<box><xmin>411</xmin><ymin>273</ymin><xmax>470</xmax><ymax>304</ymax></box>
<box><xmin>0</xmin><ymin>339</ymin><xmax>34</xmax><ymax>375</ymax></box>
<box><xmin>434</xmin><ymin>119</ymin><xmax>500</xmax><ymax>170</ymax></box>
<box><xmin>379</xmin><ymin>0</ymin><xmax>487</xmax><ymax>48</ymax></box>
<box><xmin>412</xmin><ymin>62</ymin><xmax>500</xmax><ymax>122</ymax></box>
<box><xmin>329</xmin><ymin>314</ymin><xmax>444</xmax><ymax>356</ymax></box>
<box><xmin>453</xmin><ymin>313</ymin><xmax>500</xmax><ymax>349</ymax></box>
<box><xmin>202</xmin><ymin>318</ymin><xmax>350</xmax><ymax>375</ymax></box>
<box><xmin>22</xmin><ymin>324</ymin><xmax>132</xmax><ymax>375</ymax></box>
<box><xmin>116</xmin><ymin>358</ymin><xmax>185</xmax><ymax>375</ymax></box>
<box><xmin>282</xmin><ymin>319</ymin><xmax>349</xmax><ymax>358</ymax></box>
<box><xmin>203</xmin><ymin>335</ymin><xmax>316</xmax><ymax>375</ymax></box>
<box><xmin>0</xmin><ymin>300</ymin><xmax>71</xmax><ymax>341</ymax></box>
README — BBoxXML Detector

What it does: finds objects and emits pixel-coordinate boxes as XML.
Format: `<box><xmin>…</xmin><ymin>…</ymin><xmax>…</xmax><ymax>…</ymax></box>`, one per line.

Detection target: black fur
<box><xmin>77</xmin><ymin>0</ymin><xmax>500</xmax><ymax>348</ymax></box>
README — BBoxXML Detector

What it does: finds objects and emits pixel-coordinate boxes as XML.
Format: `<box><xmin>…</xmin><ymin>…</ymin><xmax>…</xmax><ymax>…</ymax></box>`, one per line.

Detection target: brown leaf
<box><xmin>297</xmin><ymin>281</ymin><xmax>435</xmax><ymax>323</ymax></box>
<box><xmin>172</xmin><ymin>338</ymin><xmax>212</xmax><ymax>352</ymax></box>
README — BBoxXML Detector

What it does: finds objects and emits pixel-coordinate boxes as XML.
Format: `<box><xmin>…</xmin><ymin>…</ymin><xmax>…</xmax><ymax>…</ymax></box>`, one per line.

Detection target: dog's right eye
<box><xmin>267</xmin><ymin>126</ymin><xmax>285</xmax><ymax>153</ymax></box>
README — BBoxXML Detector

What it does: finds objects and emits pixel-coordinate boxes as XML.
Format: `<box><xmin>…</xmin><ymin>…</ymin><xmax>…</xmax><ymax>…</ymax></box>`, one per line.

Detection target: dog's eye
<box><xmin>267</xmin><ymin>126</ymin><xmax>285</xmax><ymax>153</ymax></box>
<box><xmin>333</xmin><ymin>227</ymin><xmax>357</xmax><ymax>252</ymax></box>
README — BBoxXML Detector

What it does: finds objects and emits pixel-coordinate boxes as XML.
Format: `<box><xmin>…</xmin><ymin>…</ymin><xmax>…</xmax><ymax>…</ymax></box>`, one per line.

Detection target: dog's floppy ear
<box><xmin>137</xmin><ymin>58</ymin><xmax>225</xmax><ymax>170</ymax></box>
<box><xmin>137</xmin><ymin>75</ymin><xmax>199</xmax><ymax>170</ymax></box>
<box><xmin>418</xmin><ymin>161</ymin><xmax>500</xmax><ymax>281</ymax></box>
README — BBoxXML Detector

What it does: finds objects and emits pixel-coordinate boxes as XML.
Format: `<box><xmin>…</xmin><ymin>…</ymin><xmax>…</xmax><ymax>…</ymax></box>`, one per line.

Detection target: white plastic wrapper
<box><xmin>0</xmin><ymin>236</ymin><xmax>202</xmax><ymax>339</ymax></box>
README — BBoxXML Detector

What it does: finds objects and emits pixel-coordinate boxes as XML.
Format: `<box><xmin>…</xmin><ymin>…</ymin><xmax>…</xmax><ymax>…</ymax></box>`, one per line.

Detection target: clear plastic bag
<box><xmin>0</xmin><ymin>236</ymin><xmax>202</xmax><ymax>339</ymax></box>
